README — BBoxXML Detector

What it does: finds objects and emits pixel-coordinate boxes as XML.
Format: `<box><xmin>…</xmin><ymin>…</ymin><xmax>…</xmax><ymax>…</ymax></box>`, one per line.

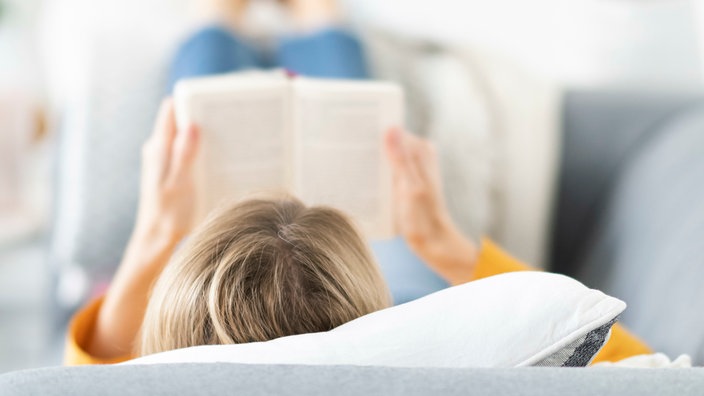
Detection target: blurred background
<box><xmin>2</xmin><ymin>0</ymin><xmax>704</xmax><ymax>373</ymax></box>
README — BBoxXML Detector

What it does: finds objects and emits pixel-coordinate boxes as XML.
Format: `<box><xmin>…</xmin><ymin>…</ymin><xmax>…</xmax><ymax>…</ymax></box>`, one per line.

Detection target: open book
<box><xmin>174</xmin><ymin>70</ymin><xmax>404</xmax><ymax>239</ymax></box>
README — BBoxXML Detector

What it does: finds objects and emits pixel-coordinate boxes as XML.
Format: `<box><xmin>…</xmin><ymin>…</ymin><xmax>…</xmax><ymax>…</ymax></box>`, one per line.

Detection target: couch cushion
<box><xmin>552</xmin><ymin>90</ymin><xmax>703</xmax><ymax>275</ymax></box>
<box><xmin>575</xmin><ymin>104</ymin><xmax>704</xmax><ymax>365</ymax></box>
<box><xmin>2</xmin><ymin>364</ymin><xmax>704</xmax><ymax>396</ymax></box>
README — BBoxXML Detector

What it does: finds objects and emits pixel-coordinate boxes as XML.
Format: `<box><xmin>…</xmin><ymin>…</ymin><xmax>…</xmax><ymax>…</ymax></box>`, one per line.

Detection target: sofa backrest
<box><xmin>554</xmin><ymin>91</ymin><xmax>704</xmax><ymax>364</ymax></box>
<box><xmin>553</xmin><ymin>90</ymin><xmax>704</xmax><ymax>275</ymax></box>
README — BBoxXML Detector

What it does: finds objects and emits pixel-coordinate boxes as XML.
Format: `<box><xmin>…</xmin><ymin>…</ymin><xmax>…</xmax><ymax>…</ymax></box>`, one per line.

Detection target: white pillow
<box><xmin>126</xmin><ymin>272</ymin><xmax>625</xmax><ymax>368</ymax></box>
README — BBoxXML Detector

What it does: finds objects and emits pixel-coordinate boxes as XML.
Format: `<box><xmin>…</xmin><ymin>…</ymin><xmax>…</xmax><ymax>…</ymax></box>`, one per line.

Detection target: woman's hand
<box><xmin>134</xmin><ymin>99</ymin><xmax>200</xmax><ymax>244</ymax></box>
<box><xmin>85</xmin><ymin>99</ymin><xmax>200</xmax><ymax>359</ymax></box>
<box><xmin>383</xmin><ymin>127</ymin><xmax>478</xmax><ymax>285</ymax></box>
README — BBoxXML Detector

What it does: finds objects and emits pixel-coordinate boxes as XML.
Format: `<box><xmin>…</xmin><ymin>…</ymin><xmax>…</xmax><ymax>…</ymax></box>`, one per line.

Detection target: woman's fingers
<box><xmin>143</xmin><ymin>99</ymin><xmax>179</xmax><ymax>183</ymax></box>
<box><xmin>383</xmin><ymin>127</ymin><xmax>405</xmax><ymax>170</ymax></box>
<box><xmin>403</xmin><ymin>133</ymin><xmax>430</xmax><ymax>183</ymax></box>
<box><xmin>154</xmin><ymin>98</ymin><xmax>177</xmax><ymax>143</ymax></box>
<box><xmin>383</xmin><ymin>127</ymin><xmax>408</xmax><ymax>188</ymax></box>
<box><xmin>384</xmin><ymin>127</ymin><xmax>421</xmax><ymax>185</ymax></box>
<box><xmin>144</xmin><ymin>98</ymin><xmax>201</xmax><ymax>188</ymax></box>
<box><xmin>410</xmin><ymin>134</ymin><xmax>440</xmax><ymax>187</ymax></box>
<box><xmin>168</xmin><ymin>124</ymin><xmax>201</xmax><ymax>184</ymax></box>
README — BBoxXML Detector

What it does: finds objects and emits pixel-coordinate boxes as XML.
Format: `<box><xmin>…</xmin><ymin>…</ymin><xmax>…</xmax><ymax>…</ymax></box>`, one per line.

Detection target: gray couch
<box><xmin>22</xmin><ymin>2</ymin><xmax>704</xmax><ymax>391</ymax></box>
<box><xmin>3</xmin><ymin>364</ymin><xmax>704</xmax><ymax>396</ymax></box>
<box><xmin>32</xmin><ymin>23</ymin><xmax>704</xmax><ymax>388</ymax></box>
<box><xmin>4</xmin><ymin>89</ymin><xmax>698</xmax><ymax>395</ymax></box>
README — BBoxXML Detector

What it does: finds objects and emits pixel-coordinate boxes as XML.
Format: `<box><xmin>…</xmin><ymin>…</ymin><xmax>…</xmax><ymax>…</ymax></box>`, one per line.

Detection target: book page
<box><xmin>292</xmin><ymin>78</ymin><xmax>403</xmax><ymax>239</ymax></box>
<box><xmin>174</xmin><ymin>72</ymin><xmax>292</xmax><ymax>223</ymax></box>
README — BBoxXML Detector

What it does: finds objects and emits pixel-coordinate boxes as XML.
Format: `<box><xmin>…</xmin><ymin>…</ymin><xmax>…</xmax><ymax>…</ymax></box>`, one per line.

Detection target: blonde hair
<box><xmin>139</xmin><ymin>196</ymin><xmax>391</xmax><ymax>356</ymax></box>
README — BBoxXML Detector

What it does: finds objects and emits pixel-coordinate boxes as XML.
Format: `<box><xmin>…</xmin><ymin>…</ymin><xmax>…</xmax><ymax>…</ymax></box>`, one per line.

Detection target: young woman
<box><xmin>65</xmin><ymin>0</ymin><xmax>652</xmax><ymax>365</ymax></box>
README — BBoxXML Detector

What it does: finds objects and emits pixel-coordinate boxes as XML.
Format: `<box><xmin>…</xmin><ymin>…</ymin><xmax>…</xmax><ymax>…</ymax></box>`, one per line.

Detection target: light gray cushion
<box><xmin>576</xmin><ymin>104</ymin><xmax>704</xmax><ymax>365</ymax></box>
<box><xmin>553</xmin><ymin>90</ymin><xmax>703</xmax><ymax>275</ymax></box>
<box><xmin>2</xmin><ymin>364</ymin><xmax>704</xmax><ymax>396</ymax></box>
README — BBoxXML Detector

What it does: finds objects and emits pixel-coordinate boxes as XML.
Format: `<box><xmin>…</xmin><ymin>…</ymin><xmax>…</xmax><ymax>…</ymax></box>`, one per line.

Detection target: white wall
<box><xmin>7</xmin><ymin>0</ymin><xmax>703</xmax><ymax>91</ymax></box>
<box><xmin>0</xmin><ymin>0</ymin><xmax>44</xmax><ymax>96</ymax></box>
<box><xmin>344</xmin><ymin>0</ymin><xmax>704</xmax><ymax>88</ymax></box>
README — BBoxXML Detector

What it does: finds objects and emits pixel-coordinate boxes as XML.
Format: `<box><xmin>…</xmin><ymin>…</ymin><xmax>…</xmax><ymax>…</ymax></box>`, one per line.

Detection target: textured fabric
<box><xmin>4</xmin><ymin>364</ymin><xmax>704</xmax><ymax>396</ymax></box>
<box><xmin>563</xmin><ymin>319</ymin><xmax>617</xmax><ymax>367</ymax></box>
<box><xmin>590</xmin><ymin>322</ymin><xmax>652</xmax><ymax>364</ymax></box>
<box><xmin>535</xmin><ymin>334</ymin><xmax>590</xmax><ymax>367</ymax></box>
<box><xmin>533</xmin><ymin>319</ymin><xmax>616</xmax><ymax>367</ymax></box>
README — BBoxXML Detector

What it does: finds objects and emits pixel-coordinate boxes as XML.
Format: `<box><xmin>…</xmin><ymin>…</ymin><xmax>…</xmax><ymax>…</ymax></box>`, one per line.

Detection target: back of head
<box><xmin>140</xmin><ymin>197</ymin><xmax>391</xmax><ymax>356</ymax></box>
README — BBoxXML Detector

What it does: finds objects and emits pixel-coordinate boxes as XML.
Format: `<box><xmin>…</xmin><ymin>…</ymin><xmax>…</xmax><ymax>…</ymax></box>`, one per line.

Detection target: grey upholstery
<box><xmin>552</xmin><ymin>90</ymin><xmax>703</xmax><ymax>275</ymax></box>
<box><xmin>2</xmin><ymin>364</ymin><xmax>704</xmax><ymax>396</ymax></box>
<box><xmin>577</xmin><ymin>106</ymin><xmax>704</xmax><ymax>363</ymax></box>
<box><xmin>553</xmin><ymin>91</ymin><xmax>704</xmax><ymax>364</ymax></box>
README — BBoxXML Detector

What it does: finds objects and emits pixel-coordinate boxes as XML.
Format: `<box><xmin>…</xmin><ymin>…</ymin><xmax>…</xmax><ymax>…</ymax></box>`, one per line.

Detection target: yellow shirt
<box><xmin>64</xmin><ymin>239</ymin><xmax>651</xmax><ymax>365</ymax></box>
